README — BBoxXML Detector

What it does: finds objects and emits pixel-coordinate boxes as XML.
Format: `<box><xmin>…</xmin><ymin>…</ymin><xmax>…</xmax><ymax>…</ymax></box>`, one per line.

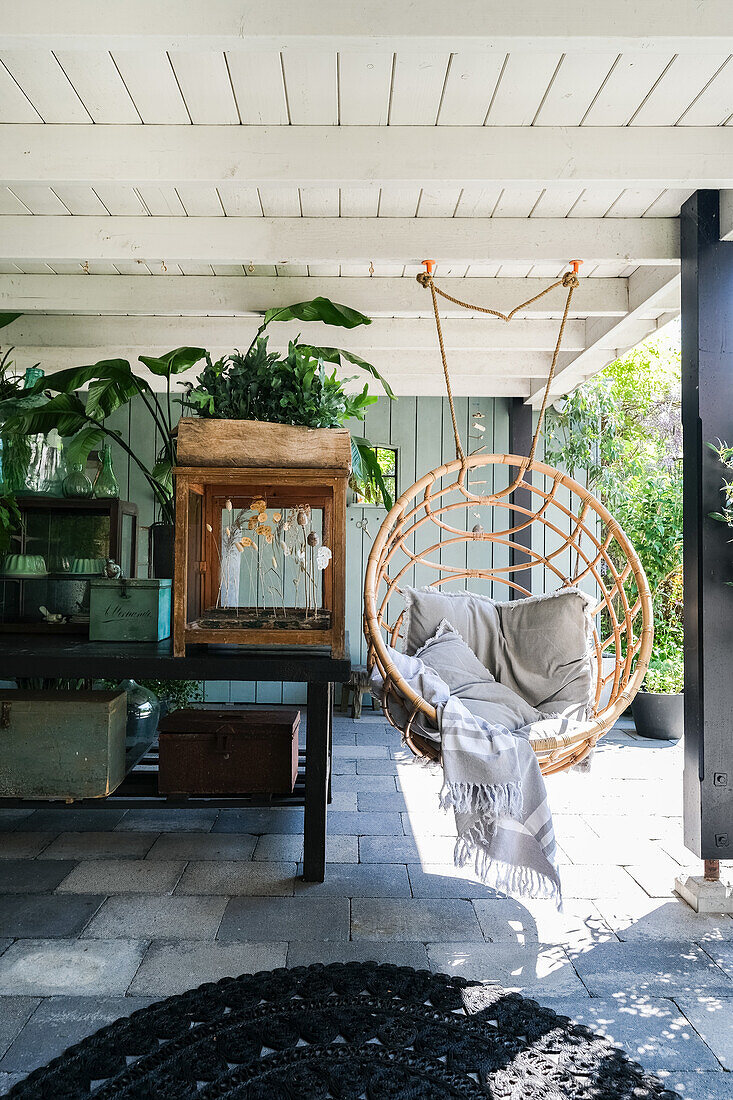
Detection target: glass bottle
<box><xmin>62</xmin><ymin>462</ymin><xmax>93</xmax><ymax>498</ymax></box>
<box><xmin>41</xmin><ymin>429</ymin><xmax>66</xmax><ymax>496</ymax></box>
<box><xmin>93</xmin><ymin>444</ymin><xmax>119</xmax><ymax>498</ymax></box>
<box><xmin>21</xmin><ymin>366</ymin><xmax>48</xmax><ymax>493</ymax></box>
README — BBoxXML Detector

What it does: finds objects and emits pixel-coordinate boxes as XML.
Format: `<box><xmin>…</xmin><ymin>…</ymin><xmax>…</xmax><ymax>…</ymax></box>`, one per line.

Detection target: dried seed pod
<box><xmin>297</xmin><ymin>510</ymin><xmax>308</xmax><ymax>526</ymax></box>
<box><xmin>225</xmin><ymin>526</ymin><xmax>231</xmax><ymax>537</ymax></box>
<box><xmin>257</xmin><ymin>511</ymin><xmax>268</xmax><ymax>523</ymax></box>
<box><xmin>248</xmin><ymin>516</ymin><xmax>258</xmax><ymax>530</ymax></box>
<box><xmin>307</xmin><ymin>532</ymin><xmax>320</xmax><ymax>547</ymax></box>
<box><xmin>272</xmin><ymin>511</ymin><xmax>282</xmax><ymax>522</ymax></box>
<box><xmin>472</xmin><ymin>523</ymin><xmax>485</xmax><ymax>539</ymax></box>
<box><xmin>251</xmin><ymin>498</ymin><xmax>267</xmax><ymax>512</ymax></box>
<box><xmin>225</xmin><ymin>498</ymin><xmax>233</xmax><ymax>512</ymax></box>
<box><xmin>265</xmin><ymin>534</ymin><xmax>273</xmax><ymax>544</ymax></box>
<box><xmin>239</xmin><ymin>537</ymin><xmax>254</xmax><ymax>548</ymax></box>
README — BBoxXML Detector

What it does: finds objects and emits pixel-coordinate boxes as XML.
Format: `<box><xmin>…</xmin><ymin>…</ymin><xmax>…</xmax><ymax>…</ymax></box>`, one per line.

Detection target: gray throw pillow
<box><xmin>404</xmin><ymin>586</ymin><xmax>594</xmax><ymax>720</ymax></box>
<box><xmin>415</xmin><ymin>621</ymin><xmax>542</xmax><ymax>731</ymax></box>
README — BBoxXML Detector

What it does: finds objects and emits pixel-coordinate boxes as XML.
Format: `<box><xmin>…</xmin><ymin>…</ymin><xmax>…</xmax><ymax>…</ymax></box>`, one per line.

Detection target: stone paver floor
<box><xmin>0</xmin><ymin>713</ymin><xmax>731</xmax><ymax>1098</ymax></box>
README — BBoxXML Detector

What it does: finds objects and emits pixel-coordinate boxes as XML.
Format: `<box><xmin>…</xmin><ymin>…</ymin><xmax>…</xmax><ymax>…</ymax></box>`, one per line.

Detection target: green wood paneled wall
<box><xmin>116</xmin><ymin>395</ymin><xmax>509</xmax><ymax>704</ymax></box>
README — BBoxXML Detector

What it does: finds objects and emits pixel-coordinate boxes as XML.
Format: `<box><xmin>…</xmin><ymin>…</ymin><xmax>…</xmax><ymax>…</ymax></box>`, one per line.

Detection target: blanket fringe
<box><xmin>439</xmin><ymin>779</ymin><xmax>524</xmax><ymax>822</ymax></box>
<box><xmin>454</xmin><ymin>834</ymin><xmax>563</xmax><ymax>909</ymax></box>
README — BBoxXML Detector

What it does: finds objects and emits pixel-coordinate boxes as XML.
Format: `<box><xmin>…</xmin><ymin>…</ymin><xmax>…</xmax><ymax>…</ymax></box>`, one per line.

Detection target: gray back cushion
<box><xmin>416</xmin><ymin>622</ymin><xmax>542</xmax><ymax>731</ymax></box>
<box><xmin>404</xmin><ymin>587</ymin><xmax>594</xmax><ymax>720</ymax></box>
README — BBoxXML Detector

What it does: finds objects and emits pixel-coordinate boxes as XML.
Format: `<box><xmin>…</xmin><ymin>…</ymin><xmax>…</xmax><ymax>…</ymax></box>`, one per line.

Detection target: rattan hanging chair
<box><xmin>363</xmin><ymin>263</ymin><xmax>653</xmax><ymax>776</ymax></box>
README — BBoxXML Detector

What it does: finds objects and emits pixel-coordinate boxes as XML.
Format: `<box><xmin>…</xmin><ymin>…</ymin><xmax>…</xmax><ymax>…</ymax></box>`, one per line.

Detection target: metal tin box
<box><xmin>89</xmin><ymin>578</ymin><xmax>172</xmax><ymax>642</ymax></box>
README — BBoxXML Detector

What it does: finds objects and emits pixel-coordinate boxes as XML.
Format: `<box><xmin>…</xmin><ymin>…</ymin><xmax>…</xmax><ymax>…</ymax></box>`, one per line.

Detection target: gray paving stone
<box><xmin>332</xmin><ymin>745</ymin><xmax>390</xmax><ymax>759</ymax></box>
<box><xmin>129</xmin><ymin>941</ymin><xmax>288</xmax><ymax>997</ymax></box>
<box><xmin>0</xmin><ymin>859</ymin><xmax>77</xmax><ymax>893</ymax></box>
<box><xmin>42</xmin><ymin>831</ymin><xmax>159</xmax><ymax>860</ymax></box>
<box><xmin>0</xmin><ymin>996</ymin><xmax>153</xmax><ymax>1075</ymax></box>
<box><xmin>555</xmin><ymin>863</ymin><xmax>652</xmax><ymax>903</ymax></box>
<box><xmin>218</xmin><ymin>897</ymin><xmax>350</xmax><ymax>942</ymax></box>
<box><xmin>56</xmin><ymin>859</ymin><xmax>185</xmax><ymax>895</ymax></box>
<box><xmin>401</xmin><ymin>812</ymin><xmax>457</xmax><ymax>838</ymax></box>
<box><xmin>334</xmin><ymin>775</ymin><xmax>398</xmax><ymax>793</ymax></box>
<box><xmin>355</xmin><ymin>759</ymin><xmax>399</xmax><ymax>775</ymax></box>
<box><xmin>353</xmin><ymin>728</ymin><xmax>398</xmax><ymax>746</ymax></box>
<box><xmin>0</xmin><ymin>945</ymin><xmax>9</xmax><ymax>958</ymax></box>
<box><xmin>253</xmin><ymin>834</ymin><xmax>359</xmax><ymax>863</ymax></box>
<box><xmin>0</xmin><ymin>834</ymin><xmax>54</xmax><ymax>859</ymax></box>
<box><xmin>21</xmin><ymin>809</ymin><xmax>126</xmax><ymax>832</ymax></box>
<box><xmin>594</xmin><ymin>897</ymin><xmax>733</xmax><ymax>943</ymax></box>
<box><xmin>426</xmin><ymin>943</ymin><xmax>588</xmax><ymax>995</ymax></box>
<box><xmin>0</xmin><ymin>998</ymin><xmax>39</xmax><ymax>1060</ymax></box>
<box><xmin>83</xmin><ymin>895</ymin><xmax>228</xmax><ymax>941</ymax></box>
<box><xmin>351</xmin><ymin>898</ymin><xmax>484</xmax><ymax>942</ymax></box>
<box><xmin>472</xmin><ymin>897</ymin><xmax>617</xmax><ymax>947</ymax></box>
<box><xmin>115</xmin><ymin>808</ymin><xmax>219</xmax><ymax>833</ymax></box>
<box><xmin>0</xmin><ymin>939</ymin><xmax>147</xmax><ymax>996</ymax></box>
<box><xmin>0</xmin><ymin>811</ymin><xmax>34</xmax><ymax>832</ymax></box>
<box><xmin>572</xmin><ymin>942</ymin><xmax>733</xmax><ymax>996</ymax></box>
<box><xmin>0</xmin><ymin>894</ymin><xmax>104</xmax><ymax>938</ymax></box>
<box><xmin>331</xmin><ymin>760</ymin><xmax>357</xmax><ymax>775</ymax></box>
<box><xmin>329</xmin><ymin>792</ymin><xmax>358</xmax><ymax>810</ymax></box>
<box><xmin>359</xmin><ymin>835</ymin><xmax>456</xmax><ymax>864</ymax></box>
<box><xmin>357</xmin><ymin>792</ymin><xmax>408</xmax><ymax>811</ymax></box>
<box><xmin>541</xmin><ymin>994</ymin><xmax>721</xmax><ymax>1070</ymax></box>
<box><xmin>176</xmin><ymin>861</ymin><xmax>297</xmax><ymax>896</ymax></box>
<box><xmin>326</xmin><ymin>811</ymin><xmax>403</xmax><ymax>835</ymax></box>
<box><xmin>287</xmin><ymin>941</ymin><xmax>430</xmax><ymax>969</ymax></box>
<box><xmin>145</xmin><ymin>832</ymin><xmax>257</xmax><ymax>861</ymax></box>
<box><xmin>213</xmin><ymin>808</ymin><xmax>305</xmax><ymax>835</ymax></box>
<box><xmin>674</xmin><ymin>995</ymin><xmax>733</xmax><ymax>1069</ymax></box>
<box><xmin>294</xmin><ymin>863</ymin><xmax>411</xmax><ymax>897</ymax></box>
<box><xmin>0</xmin><ymin>1073</ymin><xmax>26</xmax><ymax>1095</ymax></box>
<box><xmin>702</xmin><ymin>942</ymin><xmax>733</xmax><ymax>980</ymax></box>
<box><xmin>407</xmin><ymin>865</ymin><xmax>509</xmax><ymax>900</ymax></box>
<box><xmin>653</xmin><ymin>1070</ymin><xmax>733</xmax><ymax>1099</ymax></box>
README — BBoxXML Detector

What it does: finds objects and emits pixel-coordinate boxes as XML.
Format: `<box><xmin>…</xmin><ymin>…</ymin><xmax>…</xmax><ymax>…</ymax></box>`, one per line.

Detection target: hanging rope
<box><xmin>417</xmin><ymin>261</ymin><xmax>581</xmax><ymax>481</ymax></box>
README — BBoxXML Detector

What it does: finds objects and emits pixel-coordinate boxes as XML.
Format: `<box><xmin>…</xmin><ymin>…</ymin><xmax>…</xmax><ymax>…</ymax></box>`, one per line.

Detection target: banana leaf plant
<box><xmin>1</xmin><ymin>348</ymin><xmax>206</xmax><ymax>524</ymax></box>
<box><xmin>183</xmin><ymin>296</ymin><xmax>397</xmax><ymax>507</ymax></box>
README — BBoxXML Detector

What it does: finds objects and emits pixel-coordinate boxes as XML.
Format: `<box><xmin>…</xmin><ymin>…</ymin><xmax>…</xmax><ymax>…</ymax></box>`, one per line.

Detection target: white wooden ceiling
<box><xmin>1</xmin><ymin>3</ymin><xmax>731</xmax><ymax>399</ymax></box>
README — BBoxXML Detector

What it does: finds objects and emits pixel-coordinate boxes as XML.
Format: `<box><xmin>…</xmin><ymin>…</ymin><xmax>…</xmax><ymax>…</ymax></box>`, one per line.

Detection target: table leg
<box><xmin>327</xmin><ymin>686</ymin><xmax>333</xmax><ymax>805</ymax></box>
<box><xmin>303</xmin><ymin>681</ymin><xmax>331</xmax><ymax>882</ymax></box>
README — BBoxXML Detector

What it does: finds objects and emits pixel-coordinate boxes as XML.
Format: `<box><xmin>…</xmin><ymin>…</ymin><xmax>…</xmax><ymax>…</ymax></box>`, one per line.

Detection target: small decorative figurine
<box><xmin>104</xmin><ymin>559</ymin><xmax>123</xmax><ymax>579</ymax></box>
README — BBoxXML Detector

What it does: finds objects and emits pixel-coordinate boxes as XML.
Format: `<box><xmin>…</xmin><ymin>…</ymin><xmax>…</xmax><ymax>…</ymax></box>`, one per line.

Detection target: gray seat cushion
<box><xmin>404</xmin><ymin>586</ymin><xmax>594</xmax><ymax>720</ymax></box>
<box><xmin>415</xmin><ymin>621</ymin><xmax>542</xmax><ymax>731</ymax></box>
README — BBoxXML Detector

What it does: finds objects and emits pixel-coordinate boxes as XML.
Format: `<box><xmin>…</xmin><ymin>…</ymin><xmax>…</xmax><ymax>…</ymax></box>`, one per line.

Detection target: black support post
<box><xmin>508</xmin><ymin>397</ymin><xmax>534</xmax><ymax>599</ymax></box>
<box><xmin>680</xmin><ymin>190</ymin><xmax>733</xmax><ymax>860</ymax></box>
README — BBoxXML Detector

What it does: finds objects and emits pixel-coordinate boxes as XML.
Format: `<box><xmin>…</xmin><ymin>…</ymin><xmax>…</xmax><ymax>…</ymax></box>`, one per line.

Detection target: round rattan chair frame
<box><xmin>364</xmin><ymin>453</ymin><xmax>653</xmax><ymax>775</ymax></box>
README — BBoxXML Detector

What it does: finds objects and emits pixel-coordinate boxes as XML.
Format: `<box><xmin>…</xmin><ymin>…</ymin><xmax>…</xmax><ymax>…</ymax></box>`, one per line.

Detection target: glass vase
<box><xmin>62</xmin><ymin>462</ymin><xmax>93</xmax><ymax>499</ymax></box>
<box><xmin>93</xmin><ymin>444</ymin><xmax>119</xmax><ymax>498</ymax></box>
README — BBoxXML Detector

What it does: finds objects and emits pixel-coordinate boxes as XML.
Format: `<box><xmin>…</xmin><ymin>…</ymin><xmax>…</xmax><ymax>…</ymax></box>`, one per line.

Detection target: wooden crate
<box><xmin>158</xmin><ymin>706</ymin><xmax>300</xmax><ymax>795</ymax></box>
<box><xmin>0</xmin><ymin>690</ymin><xmax>127</xmax><ymax>799</ymax></box>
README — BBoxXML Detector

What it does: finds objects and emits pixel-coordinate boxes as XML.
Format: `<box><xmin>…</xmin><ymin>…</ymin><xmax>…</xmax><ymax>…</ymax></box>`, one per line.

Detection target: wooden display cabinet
<box><xmin>172</xmin><ymin>419</ymin><xmax>349</xmax><ymax>659</ymax></box>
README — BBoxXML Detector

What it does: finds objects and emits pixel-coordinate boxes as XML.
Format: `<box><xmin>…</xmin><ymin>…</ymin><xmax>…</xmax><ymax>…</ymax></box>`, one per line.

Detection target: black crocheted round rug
<box><xmin>8</xmin><ymin>962</ymin><xmax>680</xmax><ymax>1099</ymax></box>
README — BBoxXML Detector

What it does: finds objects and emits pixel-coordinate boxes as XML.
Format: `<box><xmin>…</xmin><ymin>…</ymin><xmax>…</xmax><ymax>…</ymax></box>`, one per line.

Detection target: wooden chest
<box><xmin>0</xmin><ymin>690</ymin><xmax>127</xmax><ymax>799</ymax></box>
<box><xmin>158</xmin><ymin>707</ymin><xmax>300</xmax><ymax>796</ymax></box>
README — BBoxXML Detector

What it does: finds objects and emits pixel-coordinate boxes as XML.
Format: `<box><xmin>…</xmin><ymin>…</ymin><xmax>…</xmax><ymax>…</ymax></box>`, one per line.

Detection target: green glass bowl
<box><xmin>2</xmin><ymin>553</ymin><xmax>48</xmax><ymax>578</ymax></box>
<box><xmin>70</xmin><ymin>557</ymin><xmax>106</xmax><ymax>575</ymax></box>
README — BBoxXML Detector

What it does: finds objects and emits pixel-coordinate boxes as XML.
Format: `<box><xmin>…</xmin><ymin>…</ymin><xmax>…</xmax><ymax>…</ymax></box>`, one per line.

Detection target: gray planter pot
<box><xmin>631</xmin><ymin>690</ymin><xmax>684</xmax><ymax>741</ymax></box>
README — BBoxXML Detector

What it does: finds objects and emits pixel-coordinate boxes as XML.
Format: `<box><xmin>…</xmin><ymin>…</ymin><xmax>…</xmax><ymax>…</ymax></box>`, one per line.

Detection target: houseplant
<box><xmin>182</xmin><ymin>296</ymin><xmax>395</xmax><ymax>507</ymax></box>
<box><xmin>631</xmin><ymin>653</ymin><xmax>684</xmax><ymax>740</ymax></box>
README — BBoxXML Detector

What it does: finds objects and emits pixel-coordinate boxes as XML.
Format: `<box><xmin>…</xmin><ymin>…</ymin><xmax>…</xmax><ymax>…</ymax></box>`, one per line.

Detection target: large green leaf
<box><xmin>0</xmin><ymin>313</ymin><xmax>21</xmax><ymax>330</ymax></box>
<box><xmin>263</xmin><ymin>298</ymin><xmax>372</xmax><ymax>330</ymax></box>
<box><xmin>139</xmin><ymin>347</ymin><xmax>207</xmax><ymax>377</ymax></box>
<box><xmin>64</xmin><ymin>425</ymin><xmax>105</xmax><ymax>466</ymax></box>
<box><xmin>4</xmin><ymin>392</ymin><xmax>89</xmax><ymax>438</ymax></box>
<box><xmin>300</xmin><ymin>345</ymin><xmax>394</xmax><ymax>399</ymax></box>
<box><xmin>25</xmin><ymin>359</ymin><xmax>134</xmax><ymax>397</ymax></box>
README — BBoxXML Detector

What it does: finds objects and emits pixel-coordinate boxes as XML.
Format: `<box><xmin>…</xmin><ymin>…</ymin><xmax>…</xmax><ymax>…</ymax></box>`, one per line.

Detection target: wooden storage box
<box><xmin>0</xmin><ymin>690</ymin><xmax>127</xmax><ymax>799</ymax></box>
<box><xmin>173</xmin><ymin>418</ymin><xmax>348</xmax><ymax>659</ymax></box>
<box><xmin>158</xmin><ymin>706</ymin><xmax>300</xmax><ymax>796</ymax></box>
<box><xmin>90</xmin><ymin>578</ymin><xmax>172</xmax><ymax>642</ymax></box>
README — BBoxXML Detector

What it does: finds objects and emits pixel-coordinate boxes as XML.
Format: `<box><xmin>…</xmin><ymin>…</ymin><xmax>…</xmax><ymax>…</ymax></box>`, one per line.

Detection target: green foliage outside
<box><xmin>351</xmin><ymin>446</ymin><xmax>397</xmax><ymax>507</ymax></box>
<box><xmin>544</xmin><ymin>332</ymin><xmax>683</xmax><ymax>690</ymax></box>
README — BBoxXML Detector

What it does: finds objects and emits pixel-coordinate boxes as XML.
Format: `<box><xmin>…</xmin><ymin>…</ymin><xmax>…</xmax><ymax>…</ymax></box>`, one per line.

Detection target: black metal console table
<box><xmin>0</xmin><ymin>635</ymin><xmax>350</xmax><ymax>882</ymax></box>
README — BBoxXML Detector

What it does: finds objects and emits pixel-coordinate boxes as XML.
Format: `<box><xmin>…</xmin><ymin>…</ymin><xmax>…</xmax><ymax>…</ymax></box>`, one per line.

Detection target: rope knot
<box><xmin>562</xmin><ymin>271</ymin><xmax>580</xmax><ymax>289</ymax></box>
<box><xmin>416</xmin><ymin>272</ymin><xmax>432</xmax><ymax>288</ymax></box>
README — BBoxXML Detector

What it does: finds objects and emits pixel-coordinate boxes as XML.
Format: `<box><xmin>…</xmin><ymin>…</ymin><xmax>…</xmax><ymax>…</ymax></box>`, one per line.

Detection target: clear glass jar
<box><xmin>93</xmin><ymin>444</ymin><xmax>119</xmax><ymax>498</ymax></box>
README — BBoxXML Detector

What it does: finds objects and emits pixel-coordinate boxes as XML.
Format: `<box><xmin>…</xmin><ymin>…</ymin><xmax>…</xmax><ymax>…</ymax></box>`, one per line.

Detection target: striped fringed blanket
<box><xmin>371</xmin><ymin>649</ymin><xmax>565</xmax><ymax>907</ymax></box>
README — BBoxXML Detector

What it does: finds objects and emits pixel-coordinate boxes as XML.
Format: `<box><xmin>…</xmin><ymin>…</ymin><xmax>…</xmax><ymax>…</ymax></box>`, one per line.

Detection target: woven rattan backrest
<box><xmin>364</xmin><ymin>453</ymin><xmax>653</xmax><ymax>728</ymax></box>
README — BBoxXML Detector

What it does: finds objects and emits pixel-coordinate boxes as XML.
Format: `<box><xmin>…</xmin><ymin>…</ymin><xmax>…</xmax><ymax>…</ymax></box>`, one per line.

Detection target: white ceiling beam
<box><xmin>0</xmin><ymin>275</ymin><xmax>630</xmax><ymax>318</ymax></box>
<box><xmin>528</xmin><ymin>265</ymin><xmax>681</xmax><ymax>404</ymax></box>
<box><xmin>1</xmin><ymin>315</ymin><xmax>586</xmax><ymax>353</ymax></box>
<box><xmin>4</xmin><ymin>126</ymin><xmax>733</xmax><ymax>190</ymax></box>
<box><xmin>7</xmin><ymin>346</ymin><xmax>543</xmax><ymax>397</ymax></box>
<box><xmin>0</xmin><ymin>217</ymin><xmax>678</xmax><ymax>265</ymax></box>
<box><xmin>2</xmin><ymin>2</ymin><xmax>732</xmax><ymax>51</ymax></box>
